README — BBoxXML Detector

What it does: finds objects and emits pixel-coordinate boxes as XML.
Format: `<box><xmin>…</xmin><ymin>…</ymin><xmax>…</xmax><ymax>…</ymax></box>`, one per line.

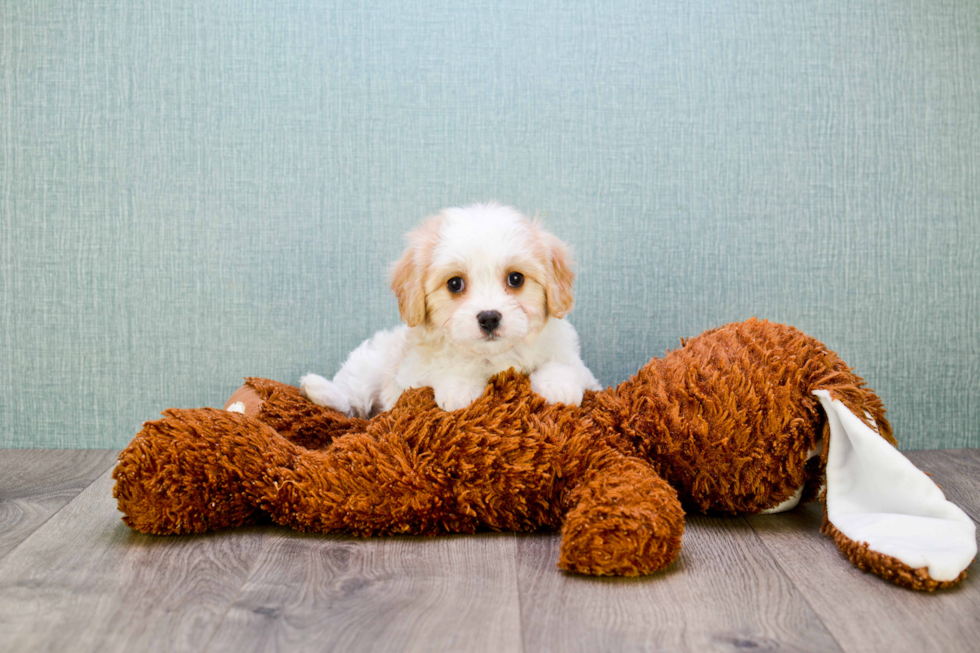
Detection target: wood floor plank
<box><xmin>905</xmin><ymin>449</ymin><xmax>980</xmax><ymax>521</ymax></box>
<box><xmin>205</xmin><ymin>531</ymin><xmax>523</xmax><ymax>653</ymax></box>
<box><xmin>517</xmin><ymin>515</ymin><xmax>843</xmax><ymax>653</ymax></box>
<box><xmin>746</xmin><ymin>477</ymin><xmax>980</xmax><ymax>653</ymax></box>
<box><xmin>0</xmin><ymin>469</ymin><xmax>268</xmax><ymax>653</ymax></box>
<box><xmin>0</xmin><ymin>449</ymin><xmax>118</xmax><ymax>560</ymax></box>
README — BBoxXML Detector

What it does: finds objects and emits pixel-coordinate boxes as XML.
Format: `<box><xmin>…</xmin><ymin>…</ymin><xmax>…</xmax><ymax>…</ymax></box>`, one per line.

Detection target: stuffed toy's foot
<box><xmin>815</xmin><ymin>391</ymin><xmax>977</xmax><ymax>590</ymax></box>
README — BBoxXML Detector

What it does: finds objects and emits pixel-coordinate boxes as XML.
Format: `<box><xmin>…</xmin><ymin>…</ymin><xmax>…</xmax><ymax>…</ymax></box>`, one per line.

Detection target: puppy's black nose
<box><xmin>477</xmin><ymin>310</ymin><xmax>502</xmax><ymax>335</ymax></box>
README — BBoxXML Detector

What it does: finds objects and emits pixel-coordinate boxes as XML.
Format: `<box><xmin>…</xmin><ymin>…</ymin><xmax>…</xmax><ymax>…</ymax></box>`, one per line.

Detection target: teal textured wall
<box><xmin>2</xmin><ymin>1</ymin><xmax>978</xmax><ymax>449</ymax></box>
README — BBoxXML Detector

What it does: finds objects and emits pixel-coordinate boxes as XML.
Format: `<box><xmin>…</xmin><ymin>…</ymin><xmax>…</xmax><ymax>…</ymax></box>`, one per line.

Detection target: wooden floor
<box><xmin>0</xmin><ymin>449</ymin><xmax>977</xmax><ymax>653</ymax></box>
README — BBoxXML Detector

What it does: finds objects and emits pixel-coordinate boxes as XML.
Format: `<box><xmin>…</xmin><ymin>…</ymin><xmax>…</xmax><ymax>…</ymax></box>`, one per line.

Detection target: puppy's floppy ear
<box><xmin>390</xmin><ymin>215</ymin><xmax>441</xmax><ymax>327</ymax></box>
<box><xmin>390</xmin><ymin>249</ymin><xmax>426</xmax><ymax>327</ymax></box>
<box><xmin>540</xmin><ymin>229</ymin><xmax>576</xmax><ymax>319</ymax></box>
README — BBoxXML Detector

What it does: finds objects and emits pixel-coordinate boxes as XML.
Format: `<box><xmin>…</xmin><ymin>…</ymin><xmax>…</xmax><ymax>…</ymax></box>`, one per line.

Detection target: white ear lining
<box><xmin>814</xmin><ymin>390</ymin><xmax>976</xmax><ymax>582</ymax></box>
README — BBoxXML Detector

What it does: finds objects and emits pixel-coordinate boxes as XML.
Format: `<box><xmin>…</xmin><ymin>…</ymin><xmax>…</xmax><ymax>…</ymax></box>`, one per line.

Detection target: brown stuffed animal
<box><xmin>113</xmin><ymin>319</ymin><xmax>975</xmax><ymax>590</ymax></box>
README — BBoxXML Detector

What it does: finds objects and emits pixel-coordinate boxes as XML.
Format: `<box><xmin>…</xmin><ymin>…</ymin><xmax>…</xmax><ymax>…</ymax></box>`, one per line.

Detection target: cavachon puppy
<box><xmin>300</xmin><ymin>202</ymin><xmax>601</xmax><ymax>416</ymax></box>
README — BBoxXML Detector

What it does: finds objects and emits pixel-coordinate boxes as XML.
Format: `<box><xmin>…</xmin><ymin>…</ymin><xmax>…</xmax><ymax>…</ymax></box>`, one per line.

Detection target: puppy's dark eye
<box><xmin>507</xmin><ymin>272</ymin><xmax>524</xmax><ymax>289</ymax></box>
<box><xmin>447</xmin><ymin>276</ymin><xmax>465</xmax><ymax>294</ymax></box>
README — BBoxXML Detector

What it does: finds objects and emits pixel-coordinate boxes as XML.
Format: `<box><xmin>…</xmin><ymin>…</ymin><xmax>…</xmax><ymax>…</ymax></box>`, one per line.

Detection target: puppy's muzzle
<box><xmin>477</xmin><ymin>310</ymin><xmax>502</xmax><ymax>336</ymax></box>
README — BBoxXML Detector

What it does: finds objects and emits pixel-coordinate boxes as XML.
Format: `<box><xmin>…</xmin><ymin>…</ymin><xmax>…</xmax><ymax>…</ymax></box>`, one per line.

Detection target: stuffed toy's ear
<box><xmin>814</xmin><ymin>390</ymin><xmax>977</xmax><ymax>590</ymax></box>
<box><xmin>223</xmin><ymin>384</ymin><xmax>264</xmax><ymax>416</ymax></box>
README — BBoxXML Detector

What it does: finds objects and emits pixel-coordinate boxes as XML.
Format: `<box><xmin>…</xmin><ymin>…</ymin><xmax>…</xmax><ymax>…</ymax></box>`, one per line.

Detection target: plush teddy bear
<box><xmin>112</xmin><ymin>319</ymin><xmax>975</xmax><ymax>590</ymax></box>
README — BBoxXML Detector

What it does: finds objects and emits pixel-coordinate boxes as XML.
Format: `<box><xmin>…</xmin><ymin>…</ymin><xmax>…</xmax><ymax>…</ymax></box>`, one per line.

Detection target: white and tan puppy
<box><xmin>300</xmin><ymin>203</ymin><xmax>601</xmax><ymax>417</ymax></box>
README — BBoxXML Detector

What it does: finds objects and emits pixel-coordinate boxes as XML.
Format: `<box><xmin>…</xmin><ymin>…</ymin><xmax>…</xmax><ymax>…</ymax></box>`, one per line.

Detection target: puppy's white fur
<box><xmin>301</xmin><ymin>203</ymin><xmax>601</xmax><ymax>417</ymax></box>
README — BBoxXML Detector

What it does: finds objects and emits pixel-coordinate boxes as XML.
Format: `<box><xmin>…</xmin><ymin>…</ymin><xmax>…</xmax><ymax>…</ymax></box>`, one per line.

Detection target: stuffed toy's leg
<box><xmin>115</xmin><ymin>378</ymin><xmax>361</xmax><ymax>534</ymax></box>
<box><xmin>113</xmin><ymin>408</ymin><xmax>297</xmax><ymax>534</ymax></box>
<box><xmin>254</xmin><ymin>417</ymin><xmax>686</xmax><ymax>577</ymax></box>
<box><xmin>814</xmin><ymin>391</ymin><xmax>976</xmax><ymax>590</ymax></box>
<box><xmin>558</xmin><ymin>447</ymin><xmax>684</xmax><ymax>576</ymax></box>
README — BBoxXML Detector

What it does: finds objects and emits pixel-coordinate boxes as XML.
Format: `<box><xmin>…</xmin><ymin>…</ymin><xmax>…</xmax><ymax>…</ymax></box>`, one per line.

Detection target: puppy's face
<box><xmin>391</xmin><ymin>204</ymin><xmax>575</xmax><ymax>355</ymax></box>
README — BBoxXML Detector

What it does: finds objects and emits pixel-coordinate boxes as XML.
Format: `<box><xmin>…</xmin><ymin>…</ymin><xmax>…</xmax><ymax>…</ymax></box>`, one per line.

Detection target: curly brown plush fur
<box><xmin>113</xmin><ymin>319</ymin><xmax>896</xmax><ymax>579</ymax></box>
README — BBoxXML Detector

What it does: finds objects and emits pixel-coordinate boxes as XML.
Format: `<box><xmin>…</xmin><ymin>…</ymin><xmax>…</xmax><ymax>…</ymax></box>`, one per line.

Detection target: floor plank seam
<box><xmin>511</xmin><ymin>533</ymin><xmax>528</xmax><ymax>653</ymax></box>
<box><xmin>199</xmin><ymin>546</ymin><xmax>267</xmax><ymax>653</ymax></box>
<box><xmin>919</xmin><ymin>451</ymin><xmax>980</xmax><ymax>524</ymax></box>
<box><xmin>741</xmin><ymin>514</ymin><xmax>849</xmax><ymax>652</ymax></box>
<box><xmin>0</xmin><ymin>462</ymin><xmax>118</xmax><ymax>565</ymax></box>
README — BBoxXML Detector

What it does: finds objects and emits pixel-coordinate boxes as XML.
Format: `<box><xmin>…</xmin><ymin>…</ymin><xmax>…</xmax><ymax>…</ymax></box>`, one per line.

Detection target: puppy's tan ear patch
<box><xmin>390</xmin><ymin>215</ymin><xmax>442</xmax><ymax>327</ymax></box>
<box><xmin>534</xmin><ymin>223</ymin><xmax>575</xmax><ymax>318</ymax></box>
<box><xmin>546</xmin><ymin>237</ymin><xmax>575</xmax><ymax>318</ymax></box>
<box><xmin>390</xmin><ymin>250</ymin><xmax>426</xmax><ymax>327</ymax></box>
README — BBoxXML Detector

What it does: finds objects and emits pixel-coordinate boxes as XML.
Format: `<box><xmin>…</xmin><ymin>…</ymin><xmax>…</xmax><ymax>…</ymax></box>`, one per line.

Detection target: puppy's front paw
<box><xmin>434</xmin><ymin>381</ymin><xmax>486</xmax><ymax>412</ymax></box>
<box><xmin>299</xmin><ymin>374</ymin><xmax>352</xmax><ymax>415</ymax></box>
<box><xmin>531</xmin><ymin>367</ymin><xmax>587</xmax><ymax>407</ymax></box>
